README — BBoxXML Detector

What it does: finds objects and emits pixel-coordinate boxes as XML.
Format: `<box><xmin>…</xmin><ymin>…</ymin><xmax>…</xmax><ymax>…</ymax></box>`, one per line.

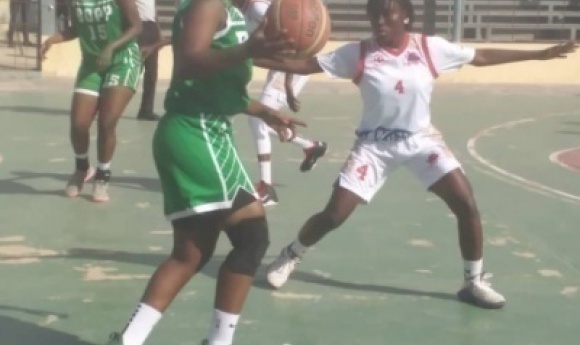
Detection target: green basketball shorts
<box><xmin>74</xmin><ymin>46</ymin><xmax>141</xmax><ymax>96</ymax></box>
<box><xmin>153</xmin><ymin>112</ymin><xmax>257</xmax><ymax>220</ymax></box>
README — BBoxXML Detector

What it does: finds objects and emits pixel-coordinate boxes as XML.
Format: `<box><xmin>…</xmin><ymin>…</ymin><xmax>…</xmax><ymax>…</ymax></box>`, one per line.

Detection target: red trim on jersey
<box><xmin>421</xmin><ymin>34</ymin><xmax>438</xmax><ymax>78</ymax></box>
<box><xmin>380</xmin><ymin>32</ymin><xmax>409</xmax><ymax>57</ymax></box>
<box><xmin>352</xmin><ymin>41</ymin><xmax>368</xmax><ymax>85</ymax></box>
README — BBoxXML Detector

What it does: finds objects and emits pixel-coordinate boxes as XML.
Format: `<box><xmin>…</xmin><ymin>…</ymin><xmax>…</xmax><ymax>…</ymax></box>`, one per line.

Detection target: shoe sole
<box><xmin>456</xmin><ymin>289</ymin><xmax>506</xmax><ymax>309</ymax></box>
<box><xmin>65</xmin><ymin>168</ymin><xmax>95</xmax><ymax>197</ymax></box>
<box><xmin>92</xmin><ymin>195</ymin><xmax>110</xmax><ymax>203</ymax></box>
<box><xmin>262</xmin><ymin>199</ymin><xmax>278</xmax><ymax>207</ymax></box>
<box><xmin>300</xmin><ymin>144</ymin><xmax>328</xmax><ymax>172</ymax></box>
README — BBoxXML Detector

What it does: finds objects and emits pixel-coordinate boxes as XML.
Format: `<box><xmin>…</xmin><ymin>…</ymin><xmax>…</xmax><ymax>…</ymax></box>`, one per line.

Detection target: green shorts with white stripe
<box><xmin>74</xmin><ymin>46</ymin><xmax>142</xmax><ymax>96</ymax></box>
<box><xmin>153</xmin><ymin>112</ymin><xmax>257</xmax><ymax>220</ymax></box>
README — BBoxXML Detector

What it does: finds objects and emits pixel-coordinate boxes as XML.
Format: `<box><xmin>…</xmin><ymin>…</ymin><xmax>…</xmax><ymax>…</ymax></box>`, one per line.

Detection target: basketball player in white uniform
<box><xmin>255</xmin><ymin>0</ymin><xmax>576</xmax><ymax>309</ymax></box>
<box><xmin>235</xmin><ymin>0</ymin><xmax>328</xmax><ymax>206</ymax></box>
<box><xmin>135</xmin><ymin>0</ymin><xmax>162</xmax><ymax>121</ymax></box>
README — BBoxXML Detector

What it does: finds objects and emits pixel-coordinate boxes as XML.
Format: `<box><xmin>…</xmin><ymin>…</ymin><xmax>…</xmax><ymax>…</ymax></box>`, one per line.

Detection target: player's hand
<box><xmin>246</xmin><ymin>18</ymin><xmax>295</xmax><ymax>59</ymax></box>
<box><xmin>40</xmin><ymin>40</ymin><xmax>52</xmax><ymax>60</ymax></box>
<box><xmin>96</xmin><ymin>46</ymin><xmax>114</xmax><ymax>71</ymax></box>
<box><xmin>539</xmin><ymin>41</ymin><xmax>577</xmax><ymax>59</ymax></box>
<box><xmin>263</xmin><ymin>110</ymin><xmax>306</xmax><ymax>142</ymax></box>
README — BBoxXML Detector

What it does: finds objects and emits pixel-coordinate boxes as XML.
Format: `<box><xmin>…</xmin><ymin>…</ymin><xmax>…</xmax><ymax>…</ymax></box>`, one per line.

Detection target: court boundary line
<box><xmin>549</xmin><ymin>146</ymin><xmax>580</xmax><ymax>173</ymax></box>
<box><xmin>466</xmin><ymin>111</ymin><xmax>580</xmax><ymax>205</ymax></box>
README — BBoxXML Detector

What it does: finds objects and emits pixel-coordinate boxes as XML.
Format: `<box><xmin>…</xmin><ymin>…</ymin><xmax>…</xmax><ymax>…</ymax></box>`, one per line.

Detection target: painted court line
<box><xmin>549</xmin><ymin>146</ymin><xmax>580</xmax><ymax>173</ymax></box>
<box><xmin>467</xmin><ymin>112</ymin><xmax>580</xmax><ymax>204</ymax></box>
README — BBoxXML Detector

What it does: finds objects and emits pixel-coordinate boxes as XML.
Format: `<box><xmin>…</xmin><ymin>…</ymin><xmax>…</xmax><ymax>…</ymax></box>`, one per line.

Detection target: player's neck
<box><xmin>377</xmin><ymin>32</ymin><xmax>409</xmax><ymax>54</ymax></box>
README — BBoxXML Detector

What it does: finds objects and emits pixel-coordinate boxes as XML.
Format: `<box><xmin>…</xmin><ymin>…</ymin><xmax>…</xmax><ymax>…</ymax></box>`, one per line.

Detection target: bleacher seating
<box><xmin>155</xmin><ymin>0</ymin><xmax>580</xmax><ymax>42</ymax></box>
<box><xmin>326</xmin><ymin>0</ymin><xmax>580</xmax><ymax>42</ymax></box>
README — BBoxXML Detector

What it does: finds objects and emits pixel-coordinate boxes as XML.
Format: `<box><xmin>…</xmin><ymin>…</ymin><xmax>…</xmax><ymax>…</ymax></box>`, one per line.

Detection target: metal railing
<box><xmin>0</xmin><ymin>0</ymin><xmax>42</xmax><ymax>71</ymax></box>
<box><xmin>326</xmin><ymin>0</ymin><xmax>580</xmax><ymax>42</ymax></box>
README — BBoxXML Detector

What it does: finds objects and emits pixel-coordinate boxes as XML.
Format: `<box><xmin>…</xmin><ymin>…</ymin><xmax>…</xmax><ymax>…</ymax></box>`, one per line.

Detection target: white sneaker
<box><xmin>266</xmin><ymin>247</ymin><xmax>301</xmax><ymax>289</ymax></box>
<box><xmin>457</xmin><ymin>272</ymin><xmax>506</xmax><ymax>309</ymax></box>
<box><xmin>65</xmin><ymin>167</ymin><xmax>95</xmax><ymax>197</ymax></box>
<box><xmin>92</xmin><ymin>179</ymin><xmax>110</xmax><ymax>202</ymax></box>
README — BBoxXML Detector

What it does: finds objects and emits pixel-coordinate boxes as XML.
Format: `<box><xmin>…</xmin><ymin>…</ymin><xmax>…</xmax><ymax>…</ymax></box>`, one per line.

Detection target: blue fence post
<box><xmin>39</xmin><ymin>0</ymin><xmax>56</xmax><ymax>35</ymax></box>
<box><xmin>452</xmin><ymin>0</ymin><xmax>463</xmax><ymax>42</ymax></box>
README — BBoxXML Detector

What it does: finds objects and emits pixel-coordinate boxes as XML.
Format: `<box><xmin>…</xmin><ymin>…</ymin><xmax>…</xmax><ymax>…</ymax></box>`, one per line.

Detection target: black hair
<box><xmin>366</xmin><ymin>0</ymin><xmax>415</xmax><ymax>30</ymax></box>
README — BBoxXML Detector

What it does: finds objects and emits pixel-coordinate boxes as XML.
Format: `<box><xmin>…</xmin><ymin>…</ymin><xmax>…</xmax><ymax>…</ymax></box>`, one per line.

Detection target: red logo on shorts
<box><xmin>427</xmin><ymin>153</ymin><xmax>439</xmax><ymax>165</ymax></box>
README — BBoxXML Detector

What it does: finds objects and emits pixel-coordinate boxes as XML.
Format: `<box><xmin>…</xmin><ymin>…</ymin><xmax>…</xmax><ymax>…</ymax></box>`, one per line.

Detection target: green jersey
<box><xmin>72</xmin><ymin>0</ymin><xmax>138</xmax><ymax>58</ymax></box>
<box><xmin>164</xmin><ymin>0</ymin><xmax>252</xmax><ymax>116</ymax></box>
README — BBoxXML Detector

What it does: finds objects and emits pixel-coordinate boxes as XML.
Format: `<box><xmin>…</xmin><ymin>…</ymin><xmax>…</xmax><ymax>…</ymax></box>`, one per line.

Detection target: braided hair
<box><xmin>366</xmin><ymin>0</ymin><xmax>415</xmax><ymax>30</ymax></box>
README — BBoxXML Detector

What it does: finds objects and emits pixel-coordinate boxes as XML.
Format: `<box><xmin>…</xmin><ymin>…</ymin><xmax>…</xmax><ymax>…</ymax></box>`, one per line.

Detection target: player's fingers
<box><xmin>277</xmin><ymin>127</ymin><xmax>290</xmax><ymax>142</ymax></box>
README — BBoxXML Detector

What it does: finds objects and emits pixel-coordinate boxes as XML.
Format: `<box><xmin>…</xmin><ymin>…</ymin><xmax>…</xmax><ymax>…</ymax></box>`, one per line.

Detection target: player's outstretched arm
<box><xmin>471</xmin><ymin>41</ymin><xmax>577</xmax><ymax>66</ymax></box>
<box><xmin>254</xmin><ymin>56</ymin><xmax>323</xmax><ymax>75</ymax></box>
<box><xmin>245</xmin><ymin>99</ymin><xmax>306</xmax><ymax>142</ymax></box>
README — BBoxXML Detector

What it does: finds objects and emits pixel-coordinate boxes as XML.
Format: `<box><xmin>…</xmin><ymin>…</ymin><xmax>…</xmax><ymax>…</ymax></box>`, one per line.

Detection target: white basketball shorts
<box><xmin>259</xmin><ymin>70</ymin><xmax>309</xmax><ymax>110</ymax></box>
<box><xmin>338</xmin><ymin>127</ymin><xmax>462</xmax><ymax>202</ymax></box>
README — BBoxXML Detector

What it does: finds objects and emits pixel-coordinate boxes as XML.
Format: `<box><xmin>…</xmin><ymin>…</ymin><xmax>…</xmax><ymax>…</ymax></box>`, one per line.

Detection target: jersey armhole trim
<box><xmin>421</xmin><ymin>34</ymin><xmax>438</xmax><ymax>79</ymax></box>
<box><xmin>352</xmin><ymin>41</ymin><xmax>367</xmax><ymax>85</ymax></box>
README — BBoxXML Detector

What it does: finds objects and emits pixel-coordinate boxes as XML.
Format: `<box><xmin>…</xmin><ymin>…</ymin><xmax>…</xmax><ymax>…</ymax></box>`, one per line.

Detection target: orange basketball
<box><xmin>265</xmin><ymin>0</ymin><xmax>331</xmax><ymax>59</ymax></box>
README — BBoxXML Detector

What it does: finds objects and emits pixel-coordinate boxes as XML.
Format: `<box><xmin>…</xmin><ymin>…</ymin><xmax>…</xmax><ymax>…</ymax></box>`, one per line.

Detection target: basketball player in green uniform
<box><xmin>104</xmin><ymin>0</ymin><xmax>300</xmax><ymax>344</ymax></box>
<box><xmin>41</xmin><ymin>0</ymin><xmax>142</xmax><ymax>202</ymax></box>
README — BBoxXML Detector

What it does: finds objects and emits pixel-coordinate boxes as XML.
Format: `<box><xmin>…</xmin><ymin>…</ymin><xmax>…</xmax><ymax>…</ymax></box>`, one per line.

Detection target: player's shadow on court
<box><xmin>0</xmin><ymin>306</ymin><xmax>95</xmax><ymax>345</ymax></box>
<box><xmin>0</xmin><ymin>106</ymin><xmax>70</xmax><ymax>117</ymax></box>
<box><xmin>62</xmin><ymin>248</ymin><xmax>456</xmax><ymax>302</ymax></box>
<box><xmin>1</xmin><ymin>170</ymin><xmax>161</xmax><ymax>195</ymax></box>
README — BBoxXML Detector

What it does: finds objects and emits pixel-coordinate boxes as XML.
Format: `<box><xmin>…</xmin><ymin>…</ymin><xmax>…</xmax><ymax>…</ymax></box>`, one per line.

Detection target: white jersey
<box><xmin>317</xmin><ymin>33</ymin><xmax>475</xmax><ymax>140</ymax></box>
<box><xmin>136</xmin><ymin>0</ymin><xmax>156</xmax><ymax>21</ymax></box>
<box><xmin>242</xmin><ymin>0</ymin><xmax>271</xmax><ymax>33</ymax></box>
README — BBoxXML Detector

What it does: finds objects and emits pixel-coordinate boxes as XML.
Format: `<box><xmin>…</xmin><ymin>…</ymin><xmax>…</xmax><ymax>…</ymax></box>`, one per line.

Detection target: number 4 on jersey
<box><xmin>394</xmin><ymin>80</ymin><xmax>405</xmax><ymax>94</ymax></box>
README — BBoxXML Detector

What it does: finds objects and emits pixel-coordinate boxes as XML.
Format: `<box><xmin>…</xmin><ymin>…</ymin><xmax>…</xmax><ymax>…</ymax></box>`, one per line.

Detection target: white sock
<box><xmin>248</xmin><ymin>117</ymin><xmax>271</xmax><ymax>154</ymax></box>
<box><xmin>464</xmin><ymin>259</ymin><xmax>483</xmax><ymax>282</ymax></box>
<box><xmin>75</xmin><ymin>153</ymin><xmax>88</xmax><ymax>159</ymax></box>
<box><xmin>288</xmin><ymin>239</ymin><xmax>309</xmax><ymax>258</ymax></box>
<box><xmin>122</xmin><ymin>303</ymin><xmax>163</xmax><ymax>345</ymax></box>
<box><xmin>98</xmin><ymin>161</ymin><xmax>111</xmax><ymax>171</ymax></box>
<box><xmin>207</xmin><ymin>309</ymin><xmax>240</xmax><ymax>345</ymax></box>
<box><xmin>259</xmin><ymin>161</ymin><xmax>272</xmax><ymax>184</ymax></box>
<box><xmin>291</xmin><ymin>135</ymin><xmax>313</xmax><ymax>150</ymax></box>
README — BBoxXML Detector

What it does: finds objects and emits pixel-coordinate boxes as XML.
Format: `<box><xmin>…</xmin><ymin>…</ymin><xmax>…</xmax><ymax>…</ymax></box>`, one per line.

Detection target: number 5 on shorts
<box><xmin>107</xmin><ymin>74</ymin><xmax>120</xmax><ymax>86</ymax></box>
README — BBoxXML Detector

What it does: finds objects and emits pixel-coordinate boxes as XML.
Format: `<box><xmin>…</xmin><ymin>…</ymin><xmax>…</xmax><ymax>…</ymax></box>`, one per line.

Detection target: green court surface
<box><xmin>1</xmin><ymin>79</ymin><xmax>579</xmax><ymax>345</ymax></box>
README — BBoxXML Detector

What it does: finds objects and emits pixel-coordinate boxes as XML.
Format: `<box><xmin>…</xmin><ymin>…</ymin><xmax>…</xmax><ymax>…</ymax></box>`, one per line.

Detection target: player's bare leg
<box><xmin>267</xmin><ymin>186</ymin><xmax>361</xmax><ymax>288</ymax></box>
<box><xmin>111</xmin><ymin>198</ymin><xmax>269</xmax><ymax>345</ymax></box>
<box><xmin>430</xmin><ymin>168</ymin><xmax>506</xmax><ymax>309</ymax></box>
<box><xmin>66</xmin><ymin>92</ymin><xmax>98</xmax><ymax>197</ymax></box>
<box><xmin>94</xmin><ymin>86</ymin><xmax>134</xmax><ymax>202</ymax></box>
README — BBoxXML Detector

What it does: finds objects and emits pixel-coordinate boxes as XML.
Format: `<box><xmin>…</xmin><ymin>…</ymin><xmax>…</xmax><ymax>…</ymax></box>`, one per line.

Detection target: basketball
<box><xmin>265</xmin><ymin>0</ymin><xmax>331</xmax><ymax>59</ymax></box>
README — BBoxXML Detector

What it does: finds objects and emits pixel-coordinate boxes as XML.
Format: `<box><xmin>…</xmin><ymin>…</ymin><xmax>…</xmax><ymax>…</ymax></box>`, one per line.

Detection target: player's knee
<box><xmin>97</xmin><ymin>116</ymin><xmax>120</xmax><ymax>134</ymax></box>
<box><xmin>223</xmin><ymin>217</ymin><xmax>270</xmax><ymax>276</ymax></box>
<box><xmin>449</xmin><ymin>194</ymin><xmax>479</xmax><ymax>221</ymax></box>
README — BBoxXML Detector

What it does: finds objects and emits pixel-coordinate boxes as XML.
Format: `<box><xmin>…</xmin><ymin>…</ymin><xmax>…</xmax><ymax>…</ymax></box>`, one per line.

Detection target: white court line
<box><xmin>549</xmin><ymin>146</ymin><xmax>580</xmax><ymax>173</ymax></box>
<box><xmin>467</xmin><ymin>112</ymin><xmax>580</xmax><ymax>204</ymax></box>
